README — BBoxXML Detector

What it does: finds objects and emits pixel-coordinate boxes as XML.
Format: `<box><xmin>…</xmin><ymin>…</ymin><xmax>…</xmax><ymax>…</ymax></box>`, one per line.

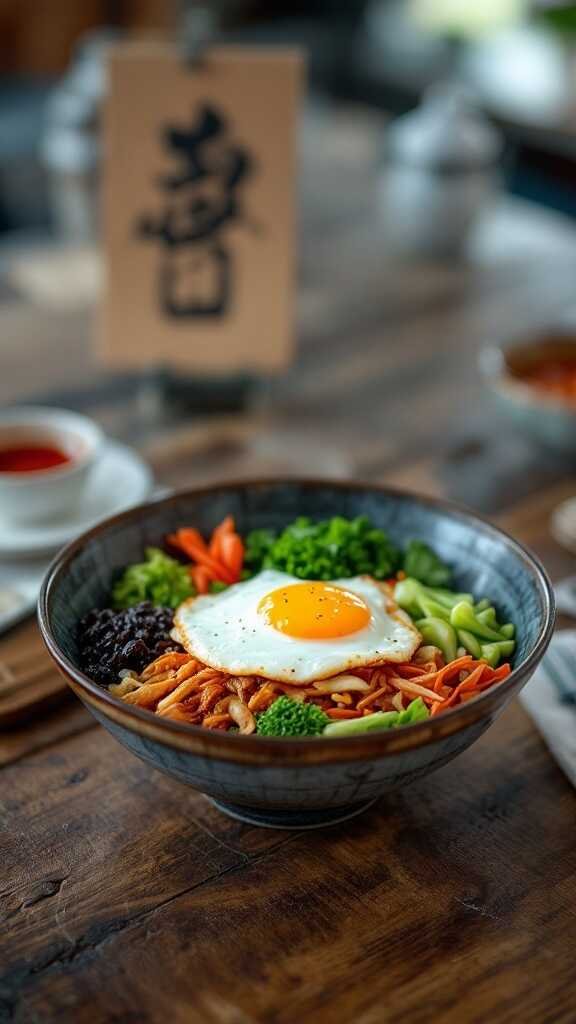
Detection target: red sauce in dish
<box><xmin>521</xmin><ymin>359</ymin><xmax>576</xmax><ymax>403</ymax></box>
<box><xmin>0</xmin><ymin>445</ymin><xmax>71</xmax><ymax>473</ymax></box>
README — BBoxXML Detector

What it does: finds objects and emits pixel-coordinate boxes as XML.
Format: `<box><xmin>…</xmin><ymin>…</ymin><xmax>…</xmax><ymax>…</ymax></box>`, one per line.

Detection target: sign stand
<box><xmin>135</xmin><ymin>0</ymin><xmax>257</xmax><ymax>427</ymax></box>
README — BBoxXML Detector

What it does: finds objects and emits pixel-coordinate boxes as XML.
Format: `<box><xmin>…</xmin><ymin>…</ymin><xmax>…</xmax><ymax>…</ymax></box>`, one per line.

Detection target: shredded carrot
<box><xmin>440</xmin><ymin>664</ymin><xmax>487</xmax><ymax>708</ymax></box>
<box><xmin>116</xmin><ymin>649</ymin><xmax>514</xmax><ymax>731</ymax></box>
<box><xmin>412</xmin><ymin>656</ymin><xmax>474</xmax><ymax>693</ymax></box>
<box><xmin>394</xmin><ymin>664</ymin><xmax>429</xmax><ymax>678</ymax></box>
<box><xmin>486</xmin><ymin>663</ymin><xmax>512</xmax><ymax>684</ymax></box>
<box><xmin>388</xmin><ymin>676</ymin><xmax>443</xmax><ymax>704</ymax></box>
<box><xmin>430</xmin><ymin>662</ymin><xmax>492</xmax><ymax>715</ymax></box>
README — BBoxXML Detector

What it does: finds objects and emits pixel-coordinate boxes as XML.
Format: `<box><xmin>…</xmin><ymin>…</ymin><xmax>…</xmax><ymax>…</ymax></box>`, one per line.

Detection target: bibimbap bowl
<box><xmin>39</xmin><ymin>480</ymin><xmax>554</xmax><ymax>829</ymax></box>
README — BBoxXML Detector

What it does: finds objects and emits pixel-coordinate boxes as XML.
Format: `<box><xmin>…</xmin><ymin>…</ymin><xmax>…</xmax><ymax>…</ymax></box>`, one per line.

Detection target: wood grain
<box><xmin>1</xmin><ymin>701</ymin><xmax>575</xmax><ymax>1024</ymax></box>
<box><xmin>0</xmin><ymin>634</ymin><xmax>69</xmax><ymax>728</ymax></box>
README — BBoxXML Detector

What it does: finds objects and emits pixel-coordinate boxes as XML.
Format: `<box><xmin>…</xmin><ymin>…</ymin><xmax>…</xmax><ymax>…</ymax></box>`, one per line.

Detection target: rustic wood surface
<box><xmin>2</xmin><ymin>107</ymin><xmax>576</xmax><ymax>1023</ymax></box>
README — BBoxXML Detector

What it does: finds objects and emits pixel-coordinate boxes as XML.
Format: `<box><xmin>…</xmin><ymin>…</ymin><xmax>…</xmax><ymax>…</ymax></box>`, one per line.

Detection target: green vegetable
<box><xmin>420</xmin><ymin>586</ymin><xmax>474</xmax><ymax>609</ymax></box>
<box><xmin>209</xmin><ymin>580</ymin><xmax>229</xmax><ymax>594</ymax></box>
<box><xmin>323</xmin><ymin>698</ymin><xmax>429</xmax><ymax>737</ymax></box>
<box><xmin>418</xmin><ymin>595</ymin><xmax>456</xmax><ymax>621</ymax></box>
<box><xmin>416</xmin><ymin>617</ymin><xmax>458</xmax><ymax>663</ymax></box>
<box><xmin>449</xmin><ymin>601</ymin><xmax>508</xmax><ymax>642</ymax></box>
<box><xmin>393</xmin><ymin>581</ymin><xmax>471</xmax><ymax>618</ymax></box>
<box><xmin>244</xmin><ymin>518</ymin><xmax>453</xmax><ymax>589</ymax></box>
<box><xmin>395</xmin><ymin>578</ymin><xmax>473</xmax><ymax>619</ymax></box>
<box><xmin>393</xmin><ymin>578</ymin><xmax>426</xmax><ymax>618</ymax></box>
<box><xmin>403</xmin><ymin>540</ymin><xmax>451</xmax><ymax>587</ymax></box>
<box><xmin>395</xmin><ymin>578</ymin><xmax>516</xmax><ymax>664</ymax></box>
<box><xmin>245</xmin><ymin>516</ymin><xmax>400</xmax><ymax>581</ymax></box>
<box><xmin>112</xmin><ymin>548</ymin><xmax>194</xmax><ymax>610</ymax></box>
<box><xmin>256</xmin><ymin>696</ymin><xmax>329</xmax><ymax>737</ymax></box>
<box><xmin>456</xmin><ymin>628</ymin><xmax>482</xmax><ymax>659</ymax></box>
<box><xmin>477</xmin><ymin>606</ymin><xmax>498</xmax><ymax>629</ymax></box>
<box><xmin>480</xmin><ymin>640</ymin><xmax>516</xmax><ymax>668</ymax></box>
<box><xmin>244</xmin><ymin>528</ymin><xmax>276</xmax><ymax>573</ymax></box>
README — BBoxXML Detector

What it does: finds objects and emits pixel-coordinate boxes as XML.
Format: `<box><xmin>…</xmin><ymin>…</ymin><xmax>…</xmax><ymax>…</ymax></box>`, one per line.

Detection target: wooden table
<box><xmin>2</xmin><ymin>107</ymin><xmax>576</xmax><ymax>1024</ymax></box>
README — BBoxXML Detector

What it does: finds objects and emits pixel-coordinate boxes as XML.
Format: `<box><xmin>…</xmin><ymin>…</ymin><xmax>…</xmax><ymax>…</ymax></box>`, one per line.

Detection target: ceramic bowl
<box><xmin>39</xmin><ymin>480</ymin><xmax>554</xmax><ymax>829</ymax></box>
<box><xmin>481</xmin><ymin>332</ymin><xmax>576</xmax><ymax>453</ymax></box>
<box><xmin>0</xmin><ymin>406</ymin><xmax>103</xmax><ymax>525</ymax></box>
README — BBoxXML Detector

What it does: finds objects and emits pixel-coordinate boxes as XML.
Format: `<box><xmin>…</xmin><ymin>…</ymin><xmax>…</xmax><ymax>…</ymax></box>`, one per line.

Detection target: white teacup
<box><xmin>0</xmin><ymin>407</ymin><xmax>103</xmax><ymax>525</ymax></box>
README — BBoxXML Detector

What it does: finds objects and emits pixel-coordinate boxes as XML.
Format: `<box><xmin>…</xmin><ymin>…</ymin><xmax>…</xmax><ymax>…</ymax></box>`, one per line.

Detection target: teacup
<box><xmin>0</xmin><ymin>407</ymin><xmax>103</xmax><ymax>525</ymax></box>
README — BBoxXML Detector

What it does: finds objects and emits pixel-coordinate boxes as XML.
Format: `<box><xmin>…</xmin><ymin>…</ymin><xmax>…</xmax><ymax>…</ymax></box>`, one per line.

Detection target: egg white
<box><xmin>173</xmin><ymin>570</ymin><xmax>421</xmax><ymax>685</ymax></box>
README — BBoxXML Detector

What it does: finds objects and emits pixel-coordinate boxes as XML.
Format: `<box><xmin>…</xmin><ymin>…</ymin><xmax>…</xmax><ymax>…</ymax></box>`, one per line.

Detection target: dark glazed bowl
<box><xmin>39</xmin><ymin>480</ymin><xmax>555</xmax><ymax>829</ymax></box>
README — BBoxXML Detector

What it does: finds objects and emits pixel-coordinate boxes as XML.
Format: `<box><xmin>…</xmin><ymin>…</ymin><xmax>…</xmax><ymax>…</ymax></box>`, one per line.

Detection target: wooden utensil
<box><xmin>0</xmin><ymin>641</ymin><xmax>68</xmax><ymax>727</ymax></box>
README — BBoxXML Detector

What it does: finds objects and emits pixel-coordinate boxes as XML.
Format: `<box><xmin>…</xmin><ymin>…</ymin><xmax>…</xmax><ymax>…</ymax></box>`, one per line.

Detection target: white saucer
<box><xmin>0</xmin><ymin>440</ymin><xmax>153</xmax><ymax>559</ymax></box>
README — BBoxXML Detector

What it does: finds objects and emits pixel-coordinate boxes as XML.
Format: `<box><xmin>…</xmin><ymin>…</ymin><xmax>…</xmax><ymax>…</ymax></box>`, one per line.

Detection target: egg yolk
<box><xmin>258</xmin><ymin>582</ymin><xmax>371</xmax><ymax>639</ymax></box>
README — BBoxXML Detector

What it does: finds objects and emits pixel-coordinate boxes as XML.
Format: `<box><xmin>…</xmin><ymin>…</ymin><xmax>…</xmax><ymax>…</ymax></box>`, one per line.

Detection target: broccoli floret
<box><xmin>256</xmin><ymin>696</ymin><xmax>329</xmax><ymax>737</ymax></box>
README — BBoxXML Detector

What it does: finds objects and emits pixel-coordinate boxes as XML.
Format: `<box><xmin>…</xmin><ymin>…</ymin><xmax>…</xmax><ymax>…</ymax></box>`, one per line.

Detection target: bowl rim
<box><xmin>38</xmin><ymin>477</ymin><xmax>555</xmax><ymax>764</ymax></box>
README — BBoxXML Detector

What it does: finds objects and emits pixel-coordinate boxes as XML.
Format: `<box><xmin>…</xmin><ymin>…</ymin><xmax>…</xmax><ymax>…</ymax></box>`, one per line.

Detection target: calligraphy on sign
<box><xmin>101</xmin><ymin>42</ymin><xmax>303</xmax><ymax>373</ymax></box>
<box><xmin>137</xmin><ymin>104</ymin><xmax>257</xmax><ymax>319</ymax></box>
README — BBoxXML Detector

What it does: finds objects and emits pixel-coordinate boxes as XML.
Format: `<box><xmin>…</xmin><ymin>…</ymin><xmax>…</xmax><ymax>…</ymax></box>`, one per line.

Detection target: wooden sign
<box><xmin>100</xmin><ymin>40</ymin><xmax>303</xmax><ymax>373</ymax></box>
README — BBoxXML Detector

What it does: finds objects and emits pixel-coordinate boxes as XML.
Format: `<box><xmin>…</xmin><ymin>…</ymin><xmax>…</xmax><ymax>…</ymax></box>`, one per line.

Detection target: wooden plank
<box><xmin>0</xmin><ymin>620</ymin><xmax>90</xmax><ymax>767</ymax></box>
<box><xmin>1</xmin><ymin>702</ymin><xmax>575</xmax><ymax>1023</ymax></box>
<box><xmin>0</xmin><ymin>701</ymin><xmax>92</xmax><ymax>768</ymax></box>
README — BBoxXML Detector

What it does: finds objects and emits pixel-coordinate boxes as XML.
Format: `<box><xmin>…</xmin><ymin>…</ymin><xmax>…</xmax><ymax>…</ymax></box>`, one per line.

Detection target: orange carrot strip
<box><xmin>209</xmin><ymin>515</ymin><xmax>235</xmax><ymax>559</ymax></box>
<box><xmin>220</xmin><ymin>533</ymin><xmax>244</xmax><ymax>579</ymax></box>
<box><xmin>175</xmin><ymin>527</ymin><xmax>209</xmax><ymax>553</ymax></box>
<box><xmin>174</xmin><ymin>533</ymin><xmax>235</xmax><ymax>583</ymax></box>
<box><xmin>477</xmin><ymin>663</ymin><xmax>512</xmax><ymax>691</ymax></box>
<box><xmin>388</xmin><ymin>677</ymin><xmax>443</xmax><ymax>704</ymax></box>
<box><xmin>412</xmin><ymin>656</ymin><xmax>474</xmax><ymax>693</ymax></box>
<box><xmin>432</xmin><ymin>664</ymin><xmax>488</xmax><ymax>715</ymax></box>
<box><xmin>458</xmin><ymin>664</ymin><xmax>489</xmax><ymax>694</ymax></box>
<box><xmin>394</xmin><ymin>664</ymin><xmax>429</xmax><ymax>678</ymax></box>
<box><xmin>357</xmin><ymin>686</ymin><xmax>388</xmax><ymax>711</ymax></box>
<box><xmin>191</xmin><ymin>565</ymin><xmax>211</xmax><ymax>594</ymax></box>
<box><xmin>487</xmin><ymin>662</ymin><xmax>512</xmax><ymax>683</ymax></box>
<box><xmin>214</xmin><ymin>515</ymin><xmax>235</xmax><ymax>538</ymax></box>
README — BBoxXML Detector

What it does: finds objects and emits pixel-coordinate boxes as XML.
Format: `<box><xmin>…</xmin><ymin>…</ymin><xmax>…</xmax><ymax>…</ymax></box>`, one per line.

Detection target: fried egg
<box><xmin>173</xmin><ymin>570</ymin><xmax>421</xmax><ymax>685</ymax></box>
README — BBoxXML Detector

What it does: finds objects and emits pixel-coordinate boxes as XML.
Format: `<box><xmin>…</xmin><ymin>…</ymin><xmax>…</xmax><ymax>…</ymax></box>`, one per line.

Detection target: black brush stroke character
<box><xmin>136</xmin><ymin>104</ymin><xmax>254</xmax><ymax>318</ymax></box>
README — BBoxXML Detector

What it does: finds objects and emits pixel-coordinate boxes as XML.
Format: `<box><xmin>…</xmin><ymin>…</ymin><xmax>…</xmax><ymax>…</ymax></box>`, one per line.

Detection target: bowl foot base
<box><xmin>208</xmin><ymin>797</ymin><xmax>378</xmax><ymax>830</ymax></box>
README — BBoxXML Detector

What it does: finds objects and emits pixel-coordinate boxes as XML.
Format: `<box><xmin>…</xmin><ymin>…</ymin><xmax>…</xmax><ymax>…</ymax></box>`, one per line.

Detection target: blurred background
<box><xmin>4</xmin><ymin>0</ymin><xmax>576</xmax><ymax>237</ymax></box>
<box><xmin>3</xmin><ymin>0</ymin><xmax>576</xmax><ymax>511</ymax></box>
